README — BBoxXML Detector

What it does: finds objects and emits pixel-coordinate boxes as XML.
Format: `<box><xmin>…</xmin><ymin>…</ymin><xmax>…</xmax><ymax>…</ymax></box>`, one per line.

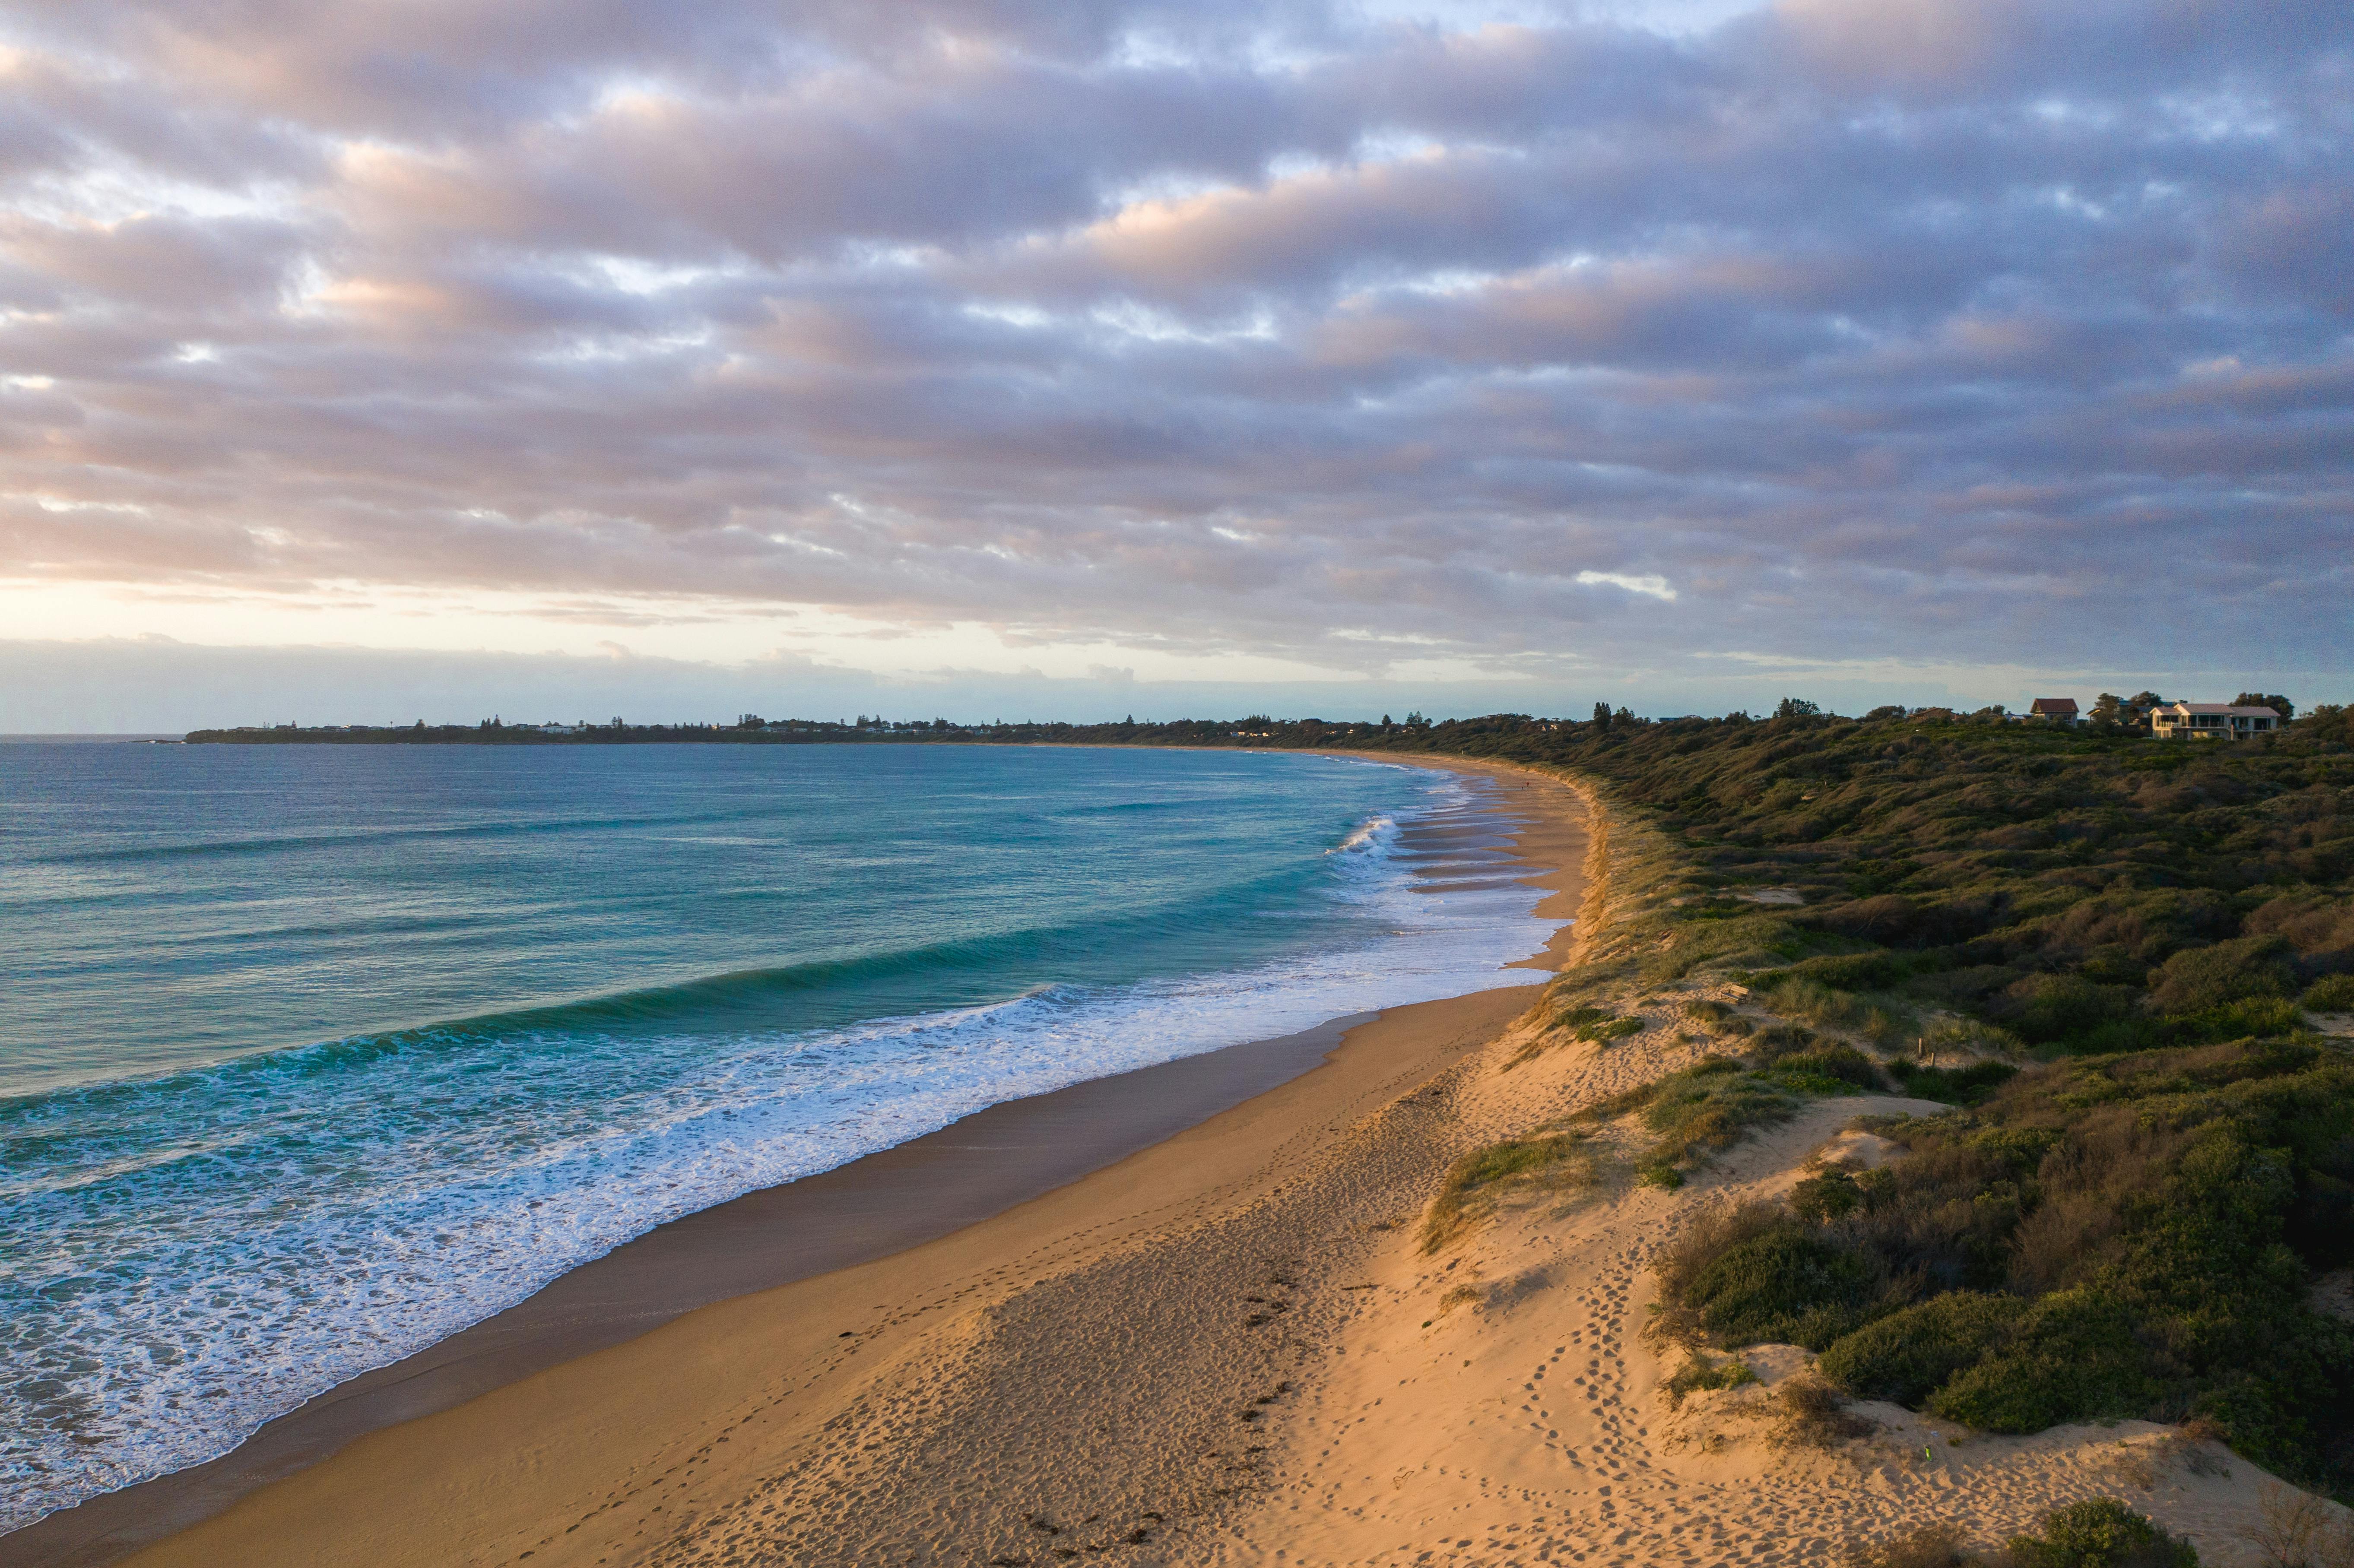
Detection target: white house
<box><xmin>2150</xmin><ymin>702</ymin><xmax>2281</xmax><ymax>740</ymax></box>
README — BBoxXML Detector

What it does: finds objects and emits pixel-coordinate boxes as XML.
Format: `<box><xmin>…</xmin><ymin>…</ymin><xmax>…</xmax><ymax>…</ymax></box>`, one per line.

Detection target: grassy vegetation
<box><xmin>1577</xmin><ymin>1058</ymin><xmax>1804</xmax><ymax>1188</ymax></box>
<box><xmin>1656</xmin><ymin>1040</ymin><xmax>2354</xmax><ymax>1495</ymax></box>
<box><xmin>1664</xmin><ymin>1352</ymin><xmax>1758</xmax><ymax>1406</ymax></box>
<box><xmin>1421</xmin><ymin>1131</ymin><xmax>1599</xmax><ymax>1251</ymax></box>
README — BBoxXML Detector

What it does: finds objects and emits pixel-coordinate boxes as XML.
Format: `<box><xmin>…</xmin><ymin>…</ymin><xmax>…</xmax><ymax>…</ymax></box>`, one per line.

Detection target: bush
<box><xmin>1844</xmin><ymin>1504</ymin><xmax>2199</xmax><ymax>1568</ymax></box>
<box><xmin>2148</xmin><ymin>936</ymin><xmax>2292</xmax><ymax>1016</ymax></box>
<box><xmin>1843</xmin><ymin>1523</ymin><xmax>1976</xmax><ymax>1568</ymax></box>
<box><xmin>1770</xmin><ymin>1374</ymin><xmax>1878</xmax><ymax>1448</ymax></box>
<box><xmin>2170</xmin><ymin>995</ymin><xmax>2306</xmax><ymax>1043</ymax></box>
<box><xmin>1792</xmin><ymin>1166</ymin><xmax>1865</xmax><ymax>1222</ymax></box>
<box><xmin>1760</xmin><ymin>1044</ymin><xmax>1890</xmax><ymax>1093</ymax></box>
<box><xmin>1749</xmin><ymin>1022</ymin><xmax>1819</xmax><ymax>1061</ymax></box>
<box><xmin>2005</xmin><ymin>1499</ymin><xmax>2199</xmax><ymax>1568</ymax></box>
<box><xmin>2302</xmin><ymin>973</ymin><xmax>2354</xmax><ymax>1012</ymax></box>
<box><xmin>1791</xmin><ymin>951</ymin><xmax>1914</xmax><ymax>990</ymax></box>
<box><xmin>1887</xmin><ymin>1058</ymin><xmax>2018</xmax><ymax>1105</ymax></box>
<box><xmin>1916</xmin><ymin>1017</ymin><xmax>2026</xmax><ymax>1059</ymax></box>
<box><xmin>1926</xmin><ymin>1287</ymin><xmax>2157</xmax><ymax>1432</ymax></box>
<box><xmin>1996</xmin><ymin>973</ymin><xmax>2135</xmax><ymax>1047</ymax></box>
<box><xmin>1819</xmin><ymin>1292</ymin><xmax>2026</xmax><ymax>1405</ymax></box>
<box><xmin>1680</xmin><ymin>1223</ymin><xmax>1884</xmax><ymax>1349</ymax></box>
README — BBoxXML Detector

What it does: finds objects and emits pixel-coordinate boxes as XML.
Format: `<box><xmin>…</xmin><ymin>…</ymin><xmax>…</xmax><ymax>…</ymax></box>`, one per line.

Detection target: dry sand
<box><xmin>37</xmin><ymin>759</ymin><xmax>2348</xmax><ymax>1568</ymax></box>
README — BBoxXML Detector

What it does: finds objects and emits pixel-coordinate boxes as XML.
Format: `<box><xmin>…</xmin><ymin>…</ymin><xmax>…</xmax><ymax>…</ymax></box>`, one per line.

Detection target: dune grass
<box><xmin>1421</xmin><ymin>1131</ymin><xmax>1599</xmax><ymax>1251</ymax></box>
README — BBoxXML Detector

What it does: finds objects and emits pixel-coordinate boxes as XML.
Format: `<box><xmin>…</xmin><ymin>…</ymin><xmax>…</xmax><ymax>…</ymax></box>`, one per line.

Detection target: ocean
<box><xmin>0</xmin><ymin>741</ymin><xmax>1558</xmax><ymax>1529</ymax></box>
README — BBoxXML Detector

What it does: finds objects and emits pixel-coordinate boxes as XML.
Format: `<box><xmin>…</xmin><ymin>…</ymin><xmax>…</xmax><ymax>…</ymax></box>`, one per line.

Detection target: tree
<box><xmin>2233</xmin><ymin>691</ymin><xmax>2295</xmax><ymax>719</ymax></box>
<box><xmin>1775</xmin><ymin>697</ymin><xmax>1821</xmax><ymax>719</ymax></box>
<box><xmin>1593</xmin><ymin>701</ymin><xmax>1614</xmax><ymax>729</ymax></box>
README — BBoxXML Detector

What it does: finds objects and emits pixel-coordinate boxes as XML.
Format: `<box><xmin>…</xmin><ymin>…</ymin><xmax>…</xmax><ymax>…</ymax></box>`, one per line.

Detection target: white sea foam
<box><xmin>0</xmin><ymin>774</ymin><xmax>1561</xmax><ymax>1530</ymax></box>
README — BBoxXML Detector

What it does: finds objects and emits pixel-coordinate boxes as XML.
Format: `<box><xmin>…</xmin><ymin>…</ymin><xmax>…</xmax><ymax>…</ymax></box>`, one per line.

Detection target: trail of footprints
<box><xmin>583</xmin><ymin>1062</ymin><xmax>1480</xmax><ymax>1568</ymax></box>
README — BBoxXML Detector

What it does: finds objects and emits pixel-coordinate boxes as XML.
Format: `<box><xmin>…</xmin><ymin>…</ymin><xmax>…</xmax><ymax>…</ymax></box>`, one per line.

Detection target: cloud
<box><xmin>1576</xmin><ymin>570</ymin><xmax>1677</xmax><ymax>600</ymax></box>
<box><xmin>0</xmin><ymin>0</ymin><xmax>2348</xmax><ymax>704</ymax></box>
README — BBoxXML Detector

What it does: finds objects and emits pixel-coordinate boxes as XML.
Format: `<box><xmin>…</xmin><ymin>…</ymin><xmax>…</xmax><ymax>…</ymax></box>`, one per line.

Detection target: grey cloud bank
<box><xmin>3</xmin><ymin>0</ymin><xmax>2349</xmax><ymax>711</ymax></box>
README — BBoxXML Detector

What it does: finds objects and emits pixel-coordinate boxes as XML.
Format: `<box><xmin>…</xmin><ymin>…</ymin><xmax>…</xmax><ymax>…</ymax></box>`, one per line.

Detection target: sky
<box><xmin>2</xmin><ymin>0</ymin><xmax>2348</xmax><ymax>729</ymax></box>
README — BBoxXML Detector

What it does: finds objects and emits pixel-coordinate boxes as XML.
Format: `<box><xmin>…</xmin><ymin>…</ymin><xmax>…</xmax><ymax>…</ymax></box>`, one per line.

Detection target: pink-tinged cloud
<box><xmin>0</xmin><ymin>0</ymin><xmax>2348</xmax><ymax>684</ymax></box>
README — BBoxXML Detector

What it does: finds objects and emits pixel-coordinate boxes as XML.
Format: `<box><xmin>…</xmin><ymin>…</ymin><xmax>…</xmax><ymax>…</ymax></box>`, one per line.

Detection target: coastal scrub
<box><xmin>1656</xmin><ymin>1040</ymin><xmax>2354</xmax><ymax>1495</ymax></box>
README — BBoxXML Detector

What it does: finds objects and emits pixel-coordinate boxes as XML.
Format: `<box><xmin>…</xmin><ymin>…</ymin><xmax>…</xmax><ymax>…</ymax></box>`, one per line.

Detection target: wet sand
<box><xmin>5</xmin><ymin>757</ymin><xmax>1586</xmax><ymax>1568</ymax></box>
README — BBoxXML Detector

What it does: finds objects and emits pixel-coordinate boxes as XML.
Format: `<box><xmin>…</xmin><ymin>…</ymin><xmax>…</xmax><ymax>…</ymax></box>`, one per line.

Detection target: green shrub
<box><xmin>1789</xmin><ymin>950</ymin><xmax>1912</xmax><ymax>990</ymax></box>
<box><xmin>1843</xmin><ymin>1503</ymin><xmax>2198</xmax><ymax>1568</ymax></box>
<box><xmin>1749</xmin><ymin>1022</ymin><xmax>1818</xmax><ymax>1061</ymax></box>
<box><xmin>1842</xmin><ymin>1522</ymin><xmax>1976</xmax><ymax>1568</ymax></box>
<box><xmin>1997</xmin><ymin>973</ymin><xmax>2135</xmax><ymax>1046</ymax></box>
<box><xmin>1681</xmin><ymin>1224</ymin><xmax>1883</xmax><ymax>1349</ymax></box>
<box><xmin>2069</xmin><ymin>1016</ymin><xmax>2165</xmax><ymax>1055</ymax></box>
<box><xmin>1791</xmin><ymin>1166</ymin><xmax>1864</xmax><ymax>1222</ymax></box>
<box><xmin>2168</xmin><ymin>995</ymin><xmax>2306</xmax><ymax>1043</ymax></box>
<box><xmin>2004</xmin><ymin>1499</ymin><xmax>2198</xmax><ymax>1568</ymax></box>
<box><xmin>1758</xmin><ymin>1044</ymin><xmax>1888</xmax><ymax>1093</ymax></box>
<box><xmin>2300</xmin><ymin>972</ymin><xmax>2354</xmax><ymax>1012</ymax></box>
<box><xmin>2148</xmin><ymin>935</ymin><xmax>2292</xmax><ymax>1016</ymax></box>
<box><xmin>1915</xmin><ymin>1017</ymin><xmax>2025</xmax><ymax>1058</ymax></box>
<box><xmin>1885</xmin><ymin>1058</ymin><xmax>2017</xmax><ymax>1104</ymax></box>
<box><xmin>1818</xmin><ymin>1292</ymin><xmax>2025</xmax><ymax>1405</ymax></box>
<box><xmin>1925</xmin><ymin>1287</ymin><xmax>2157</xmax><ymax>1431</ymax></box>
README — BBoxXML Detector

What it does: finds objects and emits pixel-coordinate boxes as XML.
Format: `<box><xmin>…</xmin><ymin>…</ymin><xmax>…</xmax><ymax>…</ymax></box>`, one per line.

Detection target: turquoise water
<box><xmin>0</xmin><ymin>742</ymin><xmax>1555</xmax><ymax>1527</ymax></box>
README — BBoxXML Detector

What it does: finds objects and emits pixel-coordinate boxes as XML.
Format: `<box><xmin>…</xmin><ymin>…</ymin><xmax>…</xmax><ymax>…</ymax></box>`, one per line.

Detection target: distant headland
<box><xmin>182</xmin><ymin>692</ymin><xmax>2320</xmax><ymax>750</ymax></box>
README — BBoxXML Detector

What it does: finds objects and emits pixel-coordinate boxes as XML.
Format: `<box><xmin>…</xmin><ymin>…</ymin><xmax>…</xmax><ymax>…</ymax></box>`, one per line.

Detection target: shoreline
<box><xmin>5</xmin><ymin>755</ymin><xmax>1586</xmax><ymax>1568</ymax></box>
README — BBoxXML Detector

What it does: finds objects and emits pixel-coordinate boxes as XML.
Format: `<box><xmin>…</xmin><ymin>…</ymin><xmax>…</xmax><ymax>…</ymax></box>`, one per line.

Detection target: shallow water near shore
<box><xmin>0</xmin><ymin>742</ymin><xmax>1558</xmax><ymax>1530</ymax></box>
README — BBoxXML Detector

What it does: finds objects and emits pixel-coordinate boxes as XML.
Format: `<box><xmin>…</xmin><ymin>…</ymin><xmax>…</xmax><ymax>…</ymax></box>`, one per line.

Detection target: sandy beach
<box><xmin>5</xmin><ymin>758</ymin><xmax>1584</xmax><ymax>1568</ymax></box>
<box><xmin>16</xmin><ymin>756</ymin><xmax>2335</xmax><ymax>1568</ymax></box>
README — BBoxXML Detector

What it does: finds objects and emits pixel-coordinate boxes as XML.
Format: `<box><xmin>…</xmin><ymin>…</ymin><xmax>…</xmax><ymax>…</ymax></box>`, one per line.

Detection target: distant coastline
<box><xmin>179</xmin><ymin>715</ymin><xmax>1415</xmax><ymax>745</ymax></box>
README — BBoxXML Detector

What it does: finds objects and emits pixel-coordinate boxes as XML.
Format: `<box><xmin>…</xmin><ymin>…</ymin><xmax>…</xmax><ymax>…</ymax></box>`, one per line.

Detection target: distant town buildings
<box><xmin>2150</xmin><ymin>702</ymin><xmax>2282</xmax><ymax>740</ymax></box>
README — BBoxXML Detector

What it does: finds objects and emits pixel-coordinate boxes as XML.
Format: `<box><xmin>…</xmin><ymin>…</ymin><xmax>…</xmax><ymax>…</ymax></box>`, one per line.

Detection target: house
<box><xmin>2027</xmin><ymin>697</ymin><xmax>2079</xmax><ymax>724</ymax></box>
<box><xmin>2150</xmin><ymin>702</ymin><xmax>2281</xmax><ymax>740</ymax></box>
